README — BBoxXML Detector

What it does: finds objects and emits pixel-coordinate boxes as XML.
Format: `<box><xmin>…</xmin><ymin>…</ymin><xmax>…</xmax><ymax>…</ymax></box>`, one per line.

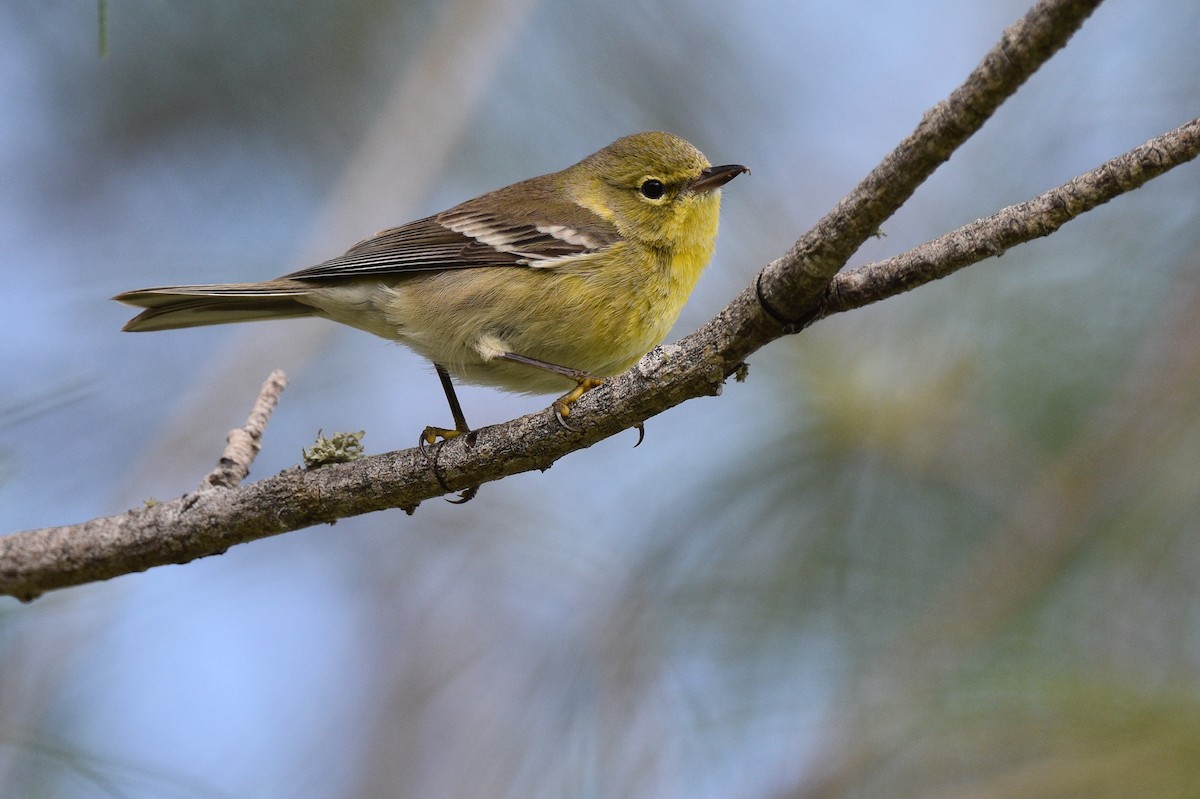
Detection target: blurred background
<box><xmin>2</xmin><ymin>0</ymin><xmax>1200</xmax><ymax>796</ymax></box>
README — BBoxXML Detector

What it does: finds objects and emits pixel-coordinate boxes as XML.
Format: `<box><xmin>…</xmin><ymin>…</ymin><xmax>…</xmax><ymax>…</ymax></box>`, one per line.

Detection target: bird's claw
<box><xmin>551</xmin><ymin>376</ymin><xmax>605</xmax><ymax>431</ymax></box>
<box><xmin>419</xmin><ymin>424</ymin><xmax>480</xmax><ymax>503</ymax></box>
<box><xmin>446</xmin><ymin>486</ymin><xmax>479</xmax><ymax>504</ymax></box>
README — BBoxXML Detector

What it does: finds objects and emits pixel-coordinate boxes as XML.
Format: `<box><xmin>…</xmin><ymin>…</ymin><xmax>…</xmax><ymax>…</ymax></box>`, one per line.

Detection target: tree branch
<box><xmin>745</xmin><ymin>0</ymin><xmax>1105</xmax><ymax>336</ymax></box>
<box><xmin>6</xmin><ymin>0</ymin><xmax>1194</xmax><ymax>601</ymax></box>
<box><xmin>820</xmin><ymin>116</ymin><xmax>1200</xmax><ymax>317</ymax></box>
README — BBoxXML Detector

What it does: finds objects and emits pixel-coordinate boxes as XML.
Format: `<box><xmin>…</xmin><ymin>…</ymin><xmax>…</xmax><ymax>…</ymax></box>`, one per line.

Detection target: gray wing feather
<box><xmin>284</xmin><ymin>202</ymin><xmax>620</xmax><ymax>282</ymax></box>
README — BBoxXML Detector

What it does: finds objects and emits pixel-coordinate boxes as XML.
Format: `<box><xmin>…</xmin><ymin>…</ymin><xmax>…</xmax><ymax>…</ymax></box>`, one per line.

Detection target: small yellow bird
<box><xmin>116</xmin><ymin>131</ymin><xmax>747</xmax><ymax>443</ymax></box>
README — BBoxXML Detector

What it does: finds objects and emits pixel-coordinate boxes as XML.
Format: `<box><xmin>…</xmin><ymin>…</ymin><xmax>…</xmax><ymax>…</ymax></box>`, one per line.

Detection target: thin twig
<box><xmin>819</xmin><ymin>117</ymin><xmax>1200</xmax><ymax>317</ymax></box>
<box><xmin>199</xmin><ymin>370</ymin><xmax>288</xmax><ymax>491</ymax></box>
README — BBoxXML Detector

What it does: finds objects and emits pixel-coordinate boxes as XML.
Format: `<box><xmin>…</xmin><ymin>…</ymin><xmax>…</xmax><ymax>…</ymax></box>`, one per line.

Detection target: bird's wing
<box><xmin>285</xmin><ymin>196</ymin><xmax>621</xmax><ymax>282</ymax></box>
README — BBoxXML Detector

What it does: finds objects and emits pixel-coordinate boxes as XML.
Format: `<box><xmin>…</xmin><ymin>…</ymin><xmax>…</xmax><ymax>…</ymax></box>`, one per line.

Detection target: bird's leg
<box><xmin>496</xmin><ymin>352</ymin><xmax>605</xmax><ymax>427</ymax></box>
<box><xmin>420</xmin><ymin>364</ymin><xmax>480</xmax><ymax>503</ymax></box>
<box><xmin>420</xmin><ymin>364</ymin><xmax>473</xmax><ymax>447</ymax></box>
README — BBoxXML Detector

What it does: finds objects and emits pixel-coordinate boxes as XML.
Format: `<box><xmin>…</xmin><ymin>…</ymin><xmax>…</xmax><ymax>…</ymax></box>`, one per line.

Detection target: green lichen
<box><xmin>302</xmin><ymin>430</ymin><xmax>365</xmax><ymax>468</ymax></box>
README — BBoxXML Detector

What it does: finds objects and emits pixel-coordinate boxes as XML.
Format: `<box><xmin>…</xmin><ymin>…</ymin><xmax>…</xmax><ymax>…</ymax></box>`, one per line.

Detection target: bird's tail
<box><xmin>114</xmin><ymin>280</ymin><xmax>317</xmax><ymax>332</ymax></box>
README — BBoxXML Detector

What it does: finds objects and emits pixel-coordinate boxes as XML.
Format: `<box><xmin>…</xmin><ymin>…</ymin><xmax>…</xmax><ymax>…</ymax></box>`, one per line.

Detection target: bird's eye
<box><xmin>639</xmin><ymin>179</ymin><xmax>665</xmax><ymax>200</ymax></box>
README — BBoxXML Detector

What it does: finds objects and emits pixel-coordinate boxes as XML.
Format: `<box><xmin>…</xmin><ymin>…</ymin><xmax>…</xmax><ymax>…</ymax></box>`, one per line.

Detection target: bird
<box><xmin>115</xmin><ymin>131</ymin><xmax>747</xmax><ymax>447</ymax></box>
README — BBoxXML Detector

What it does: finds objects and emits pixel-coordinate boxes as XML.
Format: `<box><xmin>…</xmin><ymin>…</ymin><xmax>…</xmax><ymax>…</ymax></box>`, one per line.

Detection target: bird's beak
<box><xmin>690</xmin><ymin>164</ymin><xmax>750</xmax><ymax>193</ymax></box>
